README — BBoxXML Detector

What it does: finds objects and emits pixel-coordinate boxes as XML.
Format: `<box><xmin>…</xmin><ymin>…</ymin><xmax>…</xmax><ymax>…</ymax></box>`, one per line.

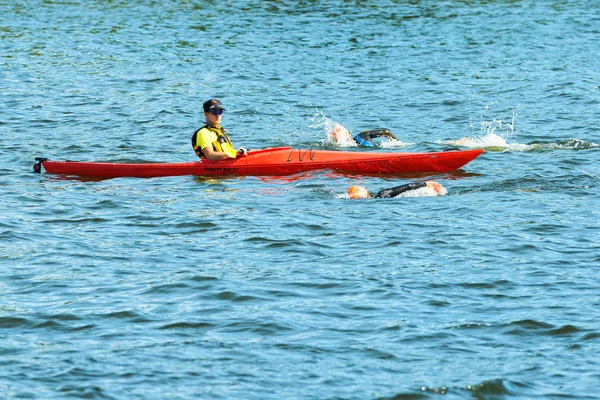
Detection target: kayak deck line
<box><xmin>288</xmin><ymin>149</ymin><xmax>317</xmax><ymax>162</ymax></box>
<box><xmin>34</xmin><ymin>147</ymin><xmax>484</xmax><ymax>179</ymax></box>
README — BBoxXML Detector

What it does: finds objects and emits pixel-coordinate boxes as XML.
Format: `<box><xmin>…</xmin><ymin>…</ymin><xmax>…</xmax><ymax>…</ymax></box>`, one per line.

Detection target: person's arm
<box><xmin>201</xmin><ymin>145</ymin><xmax>235</xmax><ymax>161</ymax></box>
<box><xmin>355</xmin><ymin>129</ymin><xmax>399</xmax><ymax>145</ymax></box>
<box><xmin>374</xmin><ymin>182</ymin><xmax>427</xmax><ymax>198</ymax></box>
<box><xmin>364</xmin><ymin>129</ymin><xmax>398</xmax><ymax>140</ymax></box>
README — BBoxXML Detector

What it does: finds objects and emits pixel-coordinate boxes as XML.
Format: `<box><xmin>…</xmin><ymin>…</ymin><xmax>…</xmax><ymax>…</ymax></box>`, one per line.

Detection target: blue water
<box><xmin>2</xmin><ymin>1</ymin><xmax>599</xmax><ymax>399</ymax></box>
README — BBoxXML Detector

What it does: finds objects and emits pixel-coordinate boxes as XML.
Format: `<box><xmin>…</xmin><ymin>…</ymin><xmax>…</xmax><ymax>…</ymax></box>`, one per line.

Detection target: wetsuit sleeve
<box><xmin>374</xmin><ymin>182</ymin><xmax>427</xmax><ymax>198</ymax></box>
<box><xmin>357</xmin><ymin>129</ymin><xmax>399</xmax><ymax>143</ymax></box>
<box><xmin>353</xmin><ymin>131</ymin><xmax>375</xmax><ymax>146</ymax></box>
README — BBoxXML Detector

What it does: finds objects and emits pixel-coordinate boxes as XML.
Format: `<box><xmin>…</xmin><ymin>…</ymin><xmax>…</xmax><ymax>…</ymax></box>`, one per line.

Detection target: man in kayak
<box><xmin>331</xmin><ymin>124</ymin><xmax>399</xmax><ymax>146</ymax></box>
<box><xmin>192</xmin><ymin>99</ymin><xmax>247</xmax><ymax>161</ymax></box>
<box><xmin>347</xmin><ymin>181</ymin><xmax>447</xmax><ymax>199</ymax></box>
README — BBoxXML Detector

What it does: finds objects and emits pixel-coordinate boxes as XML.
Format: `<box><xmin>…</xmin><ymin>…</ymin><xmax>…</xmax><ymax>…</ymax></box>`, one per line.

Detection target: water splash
<box><xmin>309</xmin><ymin>110</ymin><xmax>354</xmax><ymax>147</ymax></box>
<box><xmin>444</xmin><ymin>132</ymin><xmax>531</xmax><ymax>152</ymax></box>
<box><xmin>441</xmin><ymin>106</ymin><xmax>531</xmax><ymax>151</ymax></box>
<box><xmin>442</xmin><ymin>133</ymin><xmax>598</xmax><ymax>152</ymax></box>
<box><xmin>445</xmin><ymin>104</ymin><xmax>599</xmax><ymax>151</ymax></box>
<box><xmin>380</xmin><ymin>138</ymin><xmax>413</xmax><ymax>148</ymax></box>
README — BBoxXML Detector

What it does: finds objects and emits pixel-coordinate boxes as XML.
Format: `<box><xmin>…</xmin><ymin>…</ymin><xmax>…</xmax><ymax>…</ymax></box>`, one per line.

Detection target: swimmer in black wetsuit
<box><xmin>331</xmin><ymin>125</ymin><xmax>399</xmax><ymax>146</ymax></box>
<box><xmin>347</xmin><ymin>182</ymin><xmax>447</xmax><ymax>199</ymax></box>
<box><xmin>352</xmin><ymin>129</ymin><xmax>399</xmax><ymax>146</ymax></box>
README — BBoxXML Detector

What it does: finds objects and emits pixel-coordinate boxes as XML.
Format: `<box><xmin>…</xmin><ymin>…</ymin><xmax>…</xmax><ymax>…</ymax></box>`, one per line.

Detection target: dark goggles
<box><xmin>209</xmin><ymin>109</ymin><xmax>224</xmax><ymax>116</ymax></box>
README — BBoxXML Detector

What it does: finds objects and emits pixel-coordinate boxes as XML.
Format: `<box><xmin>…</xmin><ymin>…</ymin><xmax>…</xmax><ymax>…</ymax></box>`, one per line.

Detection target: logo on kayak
<box><xmin>203</xmin><ymin>167</ymin><xmax>239</xmax><ymax>173</ymax></box>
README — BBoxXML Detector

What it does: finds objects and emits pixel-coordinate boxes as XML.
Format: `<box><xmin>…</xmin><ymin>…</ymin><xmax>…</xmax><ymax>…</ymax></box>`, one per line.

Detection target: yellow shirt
<box><xmin>194</xmin><ymin>125</ymin><xmax>237</xmax><ymax>159</ymax></box>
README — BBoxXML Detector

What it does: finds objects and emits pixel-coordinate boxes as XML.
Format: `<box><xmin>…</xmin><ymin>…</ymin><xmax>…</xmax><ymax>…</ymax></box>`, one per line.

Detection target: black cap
<box><xmin>203</xmin><ymin>99</ymin><xmax>226</xmax><ymax>113</ymax></box>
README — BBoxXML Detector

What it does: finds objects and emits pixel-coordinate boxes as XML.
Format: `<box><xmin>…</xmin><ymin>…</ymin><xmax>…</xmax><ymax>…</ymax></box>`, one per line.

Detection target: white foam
<box><xmin>440</xmin><ymin>109</ymin><xmax>533</xmax><ymax>151</ymax></box>
<box><xmin>380</xmin><ymin>139</ymin><xmax>413</xmax><ymax>148</ymax></box>
<box><xmin>440</xmin><ymin>133</ymin><xmax>531</xmax><ymax>151</ymax></box>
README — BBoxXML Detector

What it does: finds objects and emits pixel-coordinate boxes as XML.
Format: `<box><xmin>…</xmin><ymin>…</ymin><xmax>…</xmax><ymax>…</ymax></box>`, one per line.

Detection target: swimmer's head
<box><xmin>348</xmin><ymin>185</ymin><xmax>370</xmax><ymax>199</ymax></box>
<box><xmin>426</xmin><ymin>181</ymin><xmax>448</xmax><ymax>196</ymax></box>
<box><xmin>331</xmin><ymin>124</ymin><xmax>352</xmax><ymax>142</ymax></box>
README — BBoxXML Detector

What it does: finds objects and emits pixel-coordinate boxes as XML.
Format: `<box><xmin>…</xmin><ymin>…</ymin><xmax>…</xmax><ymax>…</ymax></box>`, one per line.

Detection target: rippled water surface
<box><xmin>2</xmin><ymin>1</ymin><xmax>599</xmax><ymax>399</ymax></box>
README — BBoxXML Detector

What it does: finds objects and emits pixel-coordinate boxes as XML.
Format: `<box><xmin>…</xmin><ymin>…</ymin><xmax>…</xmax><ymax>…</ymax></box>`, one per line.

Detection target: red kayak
<box><xmin>34</xmin><ymin>147</ymin><xmax>483</xmax><ymax>179</ymax></box>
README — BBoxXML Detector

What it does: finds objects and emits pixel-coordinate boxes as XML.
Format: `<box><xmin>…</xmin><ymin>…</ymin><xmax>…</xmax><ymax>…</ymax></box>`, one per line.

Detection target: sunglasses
<box><xmin>209</xmin><ymin>109</ymin><xmax>224</xmax><ymax>116</ymax></box>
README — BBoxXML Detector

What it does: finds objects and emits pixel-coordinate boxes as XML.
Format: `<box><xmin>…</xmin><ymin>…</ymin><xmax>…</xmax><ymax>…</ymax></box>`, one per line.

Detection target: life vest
<box><xmin>191</xmin><ymin>124</ymin><xmax>236</xmax><ymax>159</ymax></box>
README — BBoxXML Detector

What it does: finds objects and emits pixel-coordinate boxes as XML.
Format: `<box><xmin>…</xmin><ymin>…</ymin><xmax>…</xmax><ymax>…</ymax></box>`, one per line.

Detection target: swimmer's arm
<box><xmin>374</xmin><ymin>182</ymin><xmax>427</xmax><ymax>198</ymax></box>
<box><xmin>359</xmin><ymin>129</ymin><xmax>399</xmax><ymax>141</ymax></box>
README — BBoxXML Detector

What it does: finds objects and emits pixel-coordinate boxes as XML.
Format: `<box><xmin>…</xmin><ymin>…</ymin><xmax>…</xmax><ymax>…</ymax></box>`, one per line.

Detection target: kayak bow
<box><xmin>34</xmin><ymin>147</ymin><xmax>484</xmax><ymax>179</ymax></box>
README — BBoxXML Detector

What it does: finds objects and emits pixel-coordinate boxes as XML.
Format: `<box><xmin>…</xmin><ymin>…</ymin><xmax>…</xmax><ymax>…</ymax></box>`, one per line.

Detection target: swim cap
<box><xmin>426</xmin><ymin>181</ymin><xmax>448</xmax><ymax>196</ymax></box>
<box><xmin>348</xmin><ymin>185</ymin><xmax>370</xmax><ymax>199</ymax></box>
<box><xmin>331</xmin><ymin>124</ymin><xmax>352</xmax><ymax>142</ymax></box>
